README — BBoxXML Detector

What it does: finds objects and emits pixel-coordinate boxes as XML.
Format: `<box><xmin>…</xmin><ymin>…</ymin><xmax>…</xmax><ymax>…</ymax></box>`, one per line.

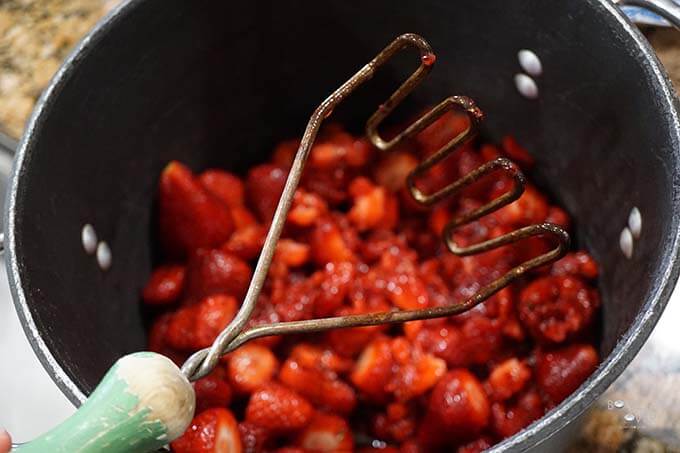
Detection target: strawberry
<box><xmin>550</xmin><ymin>251</ymin><xmax>599</xmax><ymax>279</ymax></box>
<box><xmin>246</xmin><ymin>164</ymin><xmax>288</xmax><ymax>222</ymax></box>
<box><xmin>142</xmin><ymin>264</ymin><xmax>185</xmax><ymax>305</ymax></box>
<box><xmin>194</xmin><ymin>294</ymin><xmax>238</xmax><ymax>348</ymax></box>
<box><xmin>348</xmin><ymin>177</ymin><xmax>387</xmax><ymax>231</ymax></box>
<box><xmin>457</xmin><ymin>437</ymin><xmax>494</xmax><ymax>453</ymax></box>
<box><xmin>222</xmin><ymin>224</ymin><xmax>266</xmax><ymax>261</ymax></box>
<box><xmin>199</xmin><ymin>169</ymin><xmax>245</xmax><ymax>208</ymax></box>
<box><xmin>535</xmin><ymin>344</ymin><xmax>598</xmax><ymax>405</ymax></box>
<box><xmin>313</xmin><ymin>261</ymin><xmax>354</xmax><ymax>318</ymax></box>
<box><xmin>545</xmin><ymin>206</ymin><xmax>571</xmax><ymax>231</ymax></box>
<box><xmin>295</xmin><ymin>412</ymin><xmax>354</xmax><ymax>452</ymax></box>
<box><xmin>310</xmin><ymin>217</ymin><xmax>355</xmax><ymax>264</ymax></box>
<box><xmin>226</xmin><ymin>344</ymin><xmax>278</xmax><ymax>394</ymax></box>
<box><xmin>288</xmin><ymin>189</ymin><xmax>328</xmax><ymax>227</ymax></box>
<box><xmin>501</xmin><ymin>135</ymin><xmax>534</xmax><ymax>169</ymax></box>
<box><xmin>326</xmin><ymin>306</ymin><xmax>387</xmax><ymax>357</ymax></box>
<box><xmin>194</xmin><ymin>367</ymin><xmax>232</xmax><ymax>413</ymax></box>
<box><xmin>493</xmin><ymin>185</ymin><xmax>548</xmax><ymax>227</ymax></box>
<box><xmin>490</xmin><ymin>388</ymin><xmax>544</xmax><ymax>438</ymax></box>
<box><xmin>147</xmin><ymin>313</ymin><xmax>186</xmax><ymax>365</ymax></box>
<box><xmin>279</xmin><ymin>355</ymin><xmax>356</xmax><ymax>415</ymax></box>
<box><xmin>485</xmin><ymin>358</ymin><xmax>531</xmax><ymax>402</ymax></box>
<box><xmin>386</xmin><ymin>339</ymin><xmax>446</xmax><ymax>402</ymax></box>
<box><xmin>230</xmin><ymin>206</ymin><xmax>259</xmax><ymax>230</ymax></box>
<box><xmin>185</xmin><ymin>249</ymin><xmax>252</xmax><ymax>300</ymax></box>
<box><xmin>420</xmin><ymin>370</ymin><xmax>490</xmax><ymax>445</ymax></box>
<box><xmin>274</xmin><ymin>239</ymin><xmax>311</xmax><ymax>268</ymax></box>
<box><xmin>374</xmin><ymin>150</ymin><xmax>418</xmax><ymax>192</ymax></box>
<box><xmin>245</xmin><ymin>383</ymin><xmax>314</xmax><ymax>433</ymax></box>
<box><xmin>272</xmin><ymin>138</ymin><xmax>301</xmax><ymax>168</ymax></box>
<box><xmin>372</xmin><ymin>402</ymin><xmax>417</xmax><ymax>442</ymax></box>
<box><xmin>171</xmin><ymin>408</ymin><xmax>242</xmax><ymax>453</ymax></box>
<box><xmin>350</xmin><ymin>337</ymin><xmax>393</xmax><ymax>402</ymax></box>
<box><xmin>159</xmin><ymin>161</ymin><xmax>234</xmax><ymax>257</ymax></box>
<box><xmin>238</xmin><ymin>422</ymin><xmax>269</xmax><ymax>453</ymax></box>
<box><xmin>166</xmin><ymin>306</ymin><xmax>199</xmax><ymax>351</ymax></box>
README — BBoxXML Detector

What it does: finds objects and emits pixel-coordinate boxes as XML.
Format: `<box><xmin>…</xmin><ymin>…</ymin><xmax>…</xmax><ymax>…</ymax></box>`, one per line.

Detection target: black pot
<box><xmin>6</xmin><ymin>0</ymin><xmax>680</xmax><ymax>451</ymax></box>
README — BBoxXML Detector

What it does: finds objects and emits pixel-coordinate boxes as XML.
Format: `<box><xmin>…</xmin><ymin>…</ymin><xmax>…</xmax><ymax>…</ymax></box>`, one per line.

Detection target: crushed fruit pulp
<box><xmin>144</xmin><ymin>112</ymin><xmax>601</xmax><ymax>453</ymax></box>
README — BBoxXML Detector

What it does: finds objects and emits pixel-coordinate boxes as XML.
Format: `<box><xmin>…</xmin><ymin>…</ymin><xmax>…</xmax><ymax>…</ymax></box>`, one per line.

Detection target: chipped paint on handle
<box><xmin>12</xmin><ymin>352</ymin><xmax>195</xmax><ymax>453</ymax></box>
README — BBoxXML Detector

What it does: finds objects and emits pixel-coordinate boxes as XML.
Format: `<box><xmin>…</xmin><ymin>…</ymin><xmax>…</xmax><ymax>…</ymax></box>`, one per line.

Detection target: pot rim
<box><xmin>5</xmin><ymin>0</ymin><xmax>680</xmax><ymax>451</ymax></box>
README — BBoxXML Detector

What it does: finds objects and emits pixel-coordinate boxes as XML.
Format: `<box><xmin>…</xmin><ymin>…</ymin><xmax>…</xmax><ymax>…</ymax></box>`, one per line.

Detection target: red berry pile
<box><xmin>143</xmin><ymin>112</ymin><xmax>601</xmax><ymax>452</ymax></box>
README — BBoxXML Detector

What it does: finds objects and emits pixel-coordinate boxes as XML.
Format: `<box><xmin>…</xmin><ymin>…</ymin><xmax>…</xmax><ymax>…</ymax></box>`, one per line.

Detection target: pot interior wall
<box><xmin>11</xmin><ymin>0</ymin><xmax>677</xmax><ymax>402</ymax></box>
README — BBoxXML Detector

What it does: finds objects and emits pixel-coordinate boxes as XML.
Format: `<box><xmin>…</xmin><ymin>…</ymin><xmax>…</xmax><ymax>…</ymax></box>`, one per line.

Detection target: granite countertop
<box><xmin>1</xmin><ymin>2</ymin><xmax>680</xmax><ymax>452</ymax></box>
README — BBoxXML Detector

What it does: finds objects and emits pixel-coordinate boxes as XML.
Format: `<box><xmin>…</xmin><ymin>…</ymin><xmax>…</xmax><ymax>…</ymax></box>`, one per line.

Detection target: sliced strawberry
<box><xmin>279</xmin><ymin>356</ymin><xmax>356</xmax><ymax>415</ymax></box>
<box><xmin>199</xmin><ymin>169</ymin><xmax>245</xmax><ymax>208</ymax></box>
<box><xmin>226</xmin><ymin>344</ymin><xmax>278</xmax><ymax>394</ymax></box>
<box><xmin>194</xmin><ymin>294</ymin><xmax>238</xmax><ymax>348</ymax></box>
<box><xmin>194</xmin><ymin>367</ymin><xmax>232</xmax><ymax>413</ymax></box>
<box><xmin>295</xmin><ymin>412</ymin><xmax>354</xmax><ymax>452</ymax></box>
<box><xmin>171</xmin><ymin>408</ymin><xmax>242</xmax><ymax>453</ymax></box>
<box><xmin>535</xmin><ymin>344</ymin><xmax>599</xmax><ymax>405</ymax></box>
<box><xmin>185</xmin><ymin>249</ymin><xmax>252</xmax><ymax>300</ymax></box>
<box><xmin>245</xmin><ymin>383</ymin><xmax>314</xmax><ymax>433</ymax></box>
<box><xmin>142</xmin><ymin>264</ymin><xmax>185</xmax><ymax>305</ymax></box>
<box><xmin>222</xmin><ymin>224</ymin><xmax>266</xmax><ymax>261</ymax></box>
<box><xmin>159</xmin><ymin>161</ymin><xmax>234</xmax><ymax>257</ymax></box>
<box><xmin>288</xmin><ymin>189</ymin><xmax>328</xmax><ymax>227</ymax></box>
<box><xmin>485</xmin><ymin>358</ymin><xmax>531</xmax><ymax>402</ymax></box>
<box><xmin>274</xmin><ymin>239</ymin><xmax>311</xmax><ymax>268</ymax></box>
<box><xmin>246</xmin><ymin>164</ymin><xmax>288</xmax><ymax>223</ymax></box>
<box><xmin>350</xmin><ymin>337</ymin><xmax>393</xmax><ymax>402</ymax></box>
<box><xmin>313</xmin><ymin>261</ymin><xmax>354</xmax><ymax>318</ymax></box>
<box><xmin>387</xmin><ymin>341</ymin><xmax>446</xmax><ymax>402</ymax></box>
<box><xmin>374</xmin><ymin>150</ymin><xmax>418</xmax><ymax>192</ymax></box>
<box><xmin>348</xmin><ymin>177</ymin><xmax>387</xmax><ymax>231</ymax></box>
<box><xmin>310</xmin><ymin>217</ymin><xmax>355</xmax><ymax>265</ymax></box>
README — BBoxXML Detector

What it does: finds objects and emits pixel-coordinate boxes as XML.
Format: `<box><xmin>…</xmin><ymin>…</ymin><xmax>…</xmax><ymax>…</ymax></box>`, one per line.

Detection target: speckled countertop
<box><xmin>1</xmin><ymin>2</ymin><xmax>680</xmax><ymax>452</ymax></box>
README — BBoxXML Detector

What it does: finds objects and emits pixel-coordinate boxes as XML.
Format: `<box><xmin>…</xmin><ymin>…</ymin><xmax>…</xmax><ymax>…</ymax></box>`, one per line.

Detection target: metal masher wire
<box><xmin>181</xmin><ymin>33</ymin><xmax>570</xmax><ymax>381</ymax></box>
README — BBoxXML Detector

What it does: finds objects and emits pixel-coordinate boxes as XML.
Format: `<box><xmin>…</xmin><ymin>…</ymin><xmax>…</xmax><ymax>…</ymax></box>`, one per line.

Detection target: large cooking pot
<box><xmin>6</xmin><ymin>0</ymin><xmax>680</xmax><ymax>451</ymax></box>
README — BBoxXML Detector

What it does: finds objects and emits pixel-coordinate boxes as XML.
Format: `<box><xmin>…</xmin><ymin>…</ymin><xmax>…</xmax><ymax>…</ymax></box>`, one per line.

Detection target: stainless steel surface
<box><xmin>617</xmin><ymin>0</ymin><xmax>680</xmax><ymax>28</ymax></box>
<box><xmin>181</xmin><ymin>33</ymin><xmax>569</xmax><ymax>382</ymax></box>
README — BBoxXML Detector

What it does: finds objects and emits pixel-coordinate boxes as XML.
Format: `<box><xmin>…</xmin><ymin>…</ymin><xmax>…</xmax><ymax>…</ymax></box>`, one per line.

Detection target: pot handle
<box><xmin>616</xmin><ymin>0</ymin><xmax>680</xmax><ymax>29</ymax></box>
<box><xmin>10</xmin><ymin>352</ymin><xmax>195</xmax><ymax>452</ymax></box>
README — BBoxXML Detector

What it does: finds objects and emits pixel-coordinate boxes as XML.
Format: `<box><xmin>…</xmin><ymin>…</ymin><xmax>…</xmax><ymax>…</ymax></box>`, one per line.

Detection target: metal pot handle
<box><xmin>616</xmin><ymin>0</ymin><xmax>680</xmax><ymax>29</ymax></box>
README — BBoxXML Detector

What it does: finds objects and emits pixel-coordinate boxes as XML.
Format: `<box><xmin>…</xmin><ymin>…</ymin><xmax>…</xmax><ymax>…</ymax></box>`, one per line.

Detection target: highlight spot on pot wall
<box><xmin>620</xmin><ymin>227</ymin><xmax>634</xmax><ymax>259</ymax></box>
<box><xmin>628</xmin><ymin>207</ymin><xmax>642</xmax><ymax>239</ymax></box>
<box><xmin>514</xmin><ymin>74</ymin><xmax>538</xmax><ymax>99</ymax></box>
<box><xmin>97</xmin><ymin>241</ymin><xmax>112</xmax><ymax>271</ymax></box>
<box><xmin>81</xmin><ymin>224</ymin><xmax>97</xmax><ymax>254</ymax></box>
<box><xmin>518</xmin><ymin>49</ymin><xmax>543</xmax><ymax>76</ymax></box>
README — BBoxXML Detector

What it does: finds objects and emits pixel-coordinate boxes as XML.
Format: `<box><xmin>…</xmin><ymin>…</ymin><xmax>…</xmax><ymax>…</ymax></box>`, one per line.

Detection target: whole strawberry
<box><xmin>245</xmin><ymin>383</ymin><xmax>313</xmax><ymax>433</ymax></box>
<box><xmin>159</xmin><ymin>161</ymin><xmax>234</xmax><ymax>258</ymax></box>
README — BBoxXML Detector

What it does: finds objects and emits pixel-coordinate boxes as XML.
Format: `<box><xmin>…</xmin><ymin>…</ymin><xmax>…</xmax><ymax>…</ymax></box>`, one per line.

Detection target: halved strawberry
<box><xmin>142</xmin><ymin>264</ymin><xmax>185</xmax><ymax>305</ymax></box>
<box><xmin>171</xmin><ymin>408</ymin><xmax>242</xmax><ymax>453</ymax></box>
<box><xmin>199</xmin><ymin>169</ymin><xmax>245</xmax><ymax>208</ymax></box>
<box><xmin>274</xmin><ymin>239</ymin><xmax>311</xmax><ymax>268</ymax></box>
<box><xmin>185</xmin><ymin>249</ymin><xmax>252</xmax><ymax>300</ymax></box>
<box><xmin>288</xmin><ymin>189</ymin><xmax>328</xmax><ymax>227</ymax></box>
<box><xmin>485</xmin><ymin>358</ymin><xmax>531</xmax><ymax>402</ymax></box>
<box><xmin>245</xmin><ymin>383</ymin><xmax>314</xmax><ymax>433</ymax></box>
<box><xmin>222</xmin><ymin>224</ymin><xmax>266</xmax><ymax>261</ymax></box>
<box><xmin>310</xmin><ymin>217</ymin><xmax>355</xmax><ymax>265</ymax></box>
<box><xmin>350</xmin><ymin>337</ymin><xmax>393</xmax><ymax>402</ymax></box>
<box><xmin>226</xmin><ymin>344</ymin><xmax>278</xmax><ymax>394</ymax></box>
<box><xmin>295</xmin><ymin>412</ymin><xmax>354</xmax><ymax>452</ymax></box>
<box><xmin>159</xmin><ymin>161</ymin><xmax>234</xmax><ymax>257</ymax></box>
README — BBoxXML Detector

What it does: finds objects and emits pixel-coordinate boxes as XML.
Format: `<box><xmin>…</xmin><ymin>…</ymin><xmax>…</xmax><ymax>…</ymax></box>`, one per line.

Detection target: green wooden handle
<box><xmin>12</xmin><ymin>352</ymin><xmax>195</xmax><ymax>453</ymax></box>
